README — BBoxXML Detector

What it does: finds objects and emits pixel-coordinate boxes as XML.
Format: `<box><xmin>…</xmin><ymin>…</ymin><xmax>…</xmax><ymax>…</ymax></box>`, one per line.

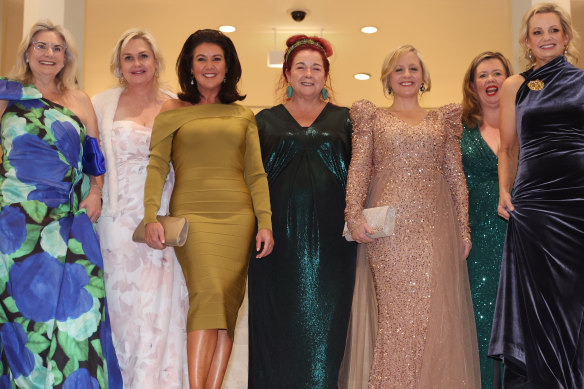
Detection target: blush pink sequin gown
<box><xmin>344</xmin><ymin>100</ymin><xmax>480</xmax><ymax>388</ymax></box>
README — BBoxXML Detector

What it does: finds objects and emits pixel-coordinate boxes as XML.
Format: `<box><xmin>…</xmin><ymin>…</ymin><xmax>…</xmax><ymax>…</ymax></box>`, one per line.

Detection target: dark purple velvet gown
<box><xmin>489</xmin><ymin>56</ymin><xmax>584</xmax><ymax>389</ymax></box>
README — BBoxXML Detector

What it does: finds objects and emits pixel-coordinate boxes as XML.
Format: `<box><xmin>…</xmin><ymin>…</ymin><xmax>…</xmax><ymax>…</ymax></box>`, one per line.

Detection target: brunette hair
<box><xmin>176</xmin><ymin>29</ymin><xmax>245</xmax><ymax>104</ymax></box>
<box><xmin>519</xmin><ymin>2</ymin><xmax>580</xmax><ymax>67</ymax></box>
<box><xmin>461</xmin><ymin>51</ymin><xmax>512</xmax><ymax>128</ymax></box>
<box><xmin>11</xmin><ymin>19</ymin><xmax>78</xmax><ymax>92</ymax></box>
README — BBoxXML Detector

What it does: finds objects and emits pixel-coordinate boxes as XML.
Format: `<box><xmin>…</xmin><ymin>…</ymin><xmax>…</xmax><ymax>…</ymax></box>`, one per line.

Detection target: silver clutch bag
<box><xmin>343</xmin><ymin>206</ymin><xmax>396</xmax><ymax>242</ymax></box>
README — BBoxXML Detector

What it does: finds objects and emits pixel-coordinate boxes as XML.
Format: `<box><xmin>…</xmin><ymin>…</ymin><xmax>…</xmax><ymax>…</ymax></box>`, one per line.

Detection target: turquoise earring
<box><xmin>286</xmin><ymin>85</ymin><xmax>293</xmax><ymax>98</ymax></box>
<box><xmin>321</xmin><ymin>88</ymin><xmax>328</xmax><ymax>100</ymax></box>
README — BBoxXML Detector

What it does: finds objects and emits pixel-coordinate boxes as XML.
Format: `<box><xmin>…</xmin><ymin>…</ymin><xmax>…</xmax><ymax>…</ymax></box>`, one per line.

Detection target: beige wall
<box><xmin>1</xmin><ymin>0</ymin><xmax>23</xmax><ymax>75</ymax></box>
<box><xmin>82</xmin><ymin>0</ymin><xmax>513</xmax><ymax>109</ymax></box>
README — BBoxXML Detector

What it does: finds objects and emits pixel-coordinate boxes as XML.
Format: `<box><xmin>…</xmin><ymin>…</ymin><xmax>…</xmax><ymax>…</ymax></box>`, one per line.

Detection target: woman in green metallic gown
<box><xmin>248</xmin><ymin>35</ymin><xmax>356</xmax><ymax>388</ymax></box>
<box><xmin>460</xmin><ymin>51</ymin><xmax>512</xmax><ymax>389</ymax></box>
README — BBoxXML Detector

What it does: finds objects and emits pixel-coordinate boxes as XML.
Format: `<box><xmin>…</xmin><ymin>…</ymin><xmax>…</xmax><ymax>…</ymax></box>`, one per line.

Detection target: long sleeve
<box><xmin>345</xmin><ymin>99</ymin><xmax>376</xmax><ymax>232</ymax></box>
<box><xmin>440</xmin><ymin>103</ymin><xmax>471</xmax><ymax>243</ymax></box>
<box><xmin>144</xmin><ymin>129</ymin><xmax>173</xmax><ymax>224</ymax></box>
<box><xmin>244</xmin><ymin>115</ymin><xmax>272</xmax><ymax>231</ymax></box>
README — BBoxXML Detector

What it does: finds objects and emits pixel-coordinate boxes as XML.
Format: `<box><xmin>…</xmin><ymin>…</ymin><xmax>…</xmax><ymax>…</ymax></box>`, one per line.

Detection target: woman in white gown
<box><xmin>92</xmin><ymin>29</ymin><xmax>189</xmax><ymax>388</ymax></box>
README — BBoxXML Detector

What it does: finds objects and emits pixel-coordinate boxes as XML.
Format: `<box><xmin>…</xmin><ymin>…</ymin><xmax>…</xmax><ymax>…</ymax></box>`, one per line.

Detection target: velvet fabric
<box><xmin>489</xmin><ymin>56</ymin><xmax>584</xmax><ymax>388</ymax></box>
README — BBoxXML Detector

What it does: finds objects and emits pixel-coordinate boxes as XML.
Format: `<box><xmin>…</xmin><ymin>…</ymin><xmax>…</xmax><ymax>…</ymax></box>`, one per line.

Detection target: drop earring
<box><xmin>387</xmin><ymin>88</ymin><xmax>392</xmax><ymax>95</ymax></box>
<box><xmin>564</xmin><ymin>45</ymin><xmax>568</xmax><ymax>55</ymax></box>
<box><xmin>420</xmin><ymin>83</ymin><xmax>425</xmax><ymax>92</ymax></box>
<box><xmin>286</xmin><ymin>85</ymin><xmax>293</xmax><ymax>98</ymax></box>
<box><xmin>321</xmin><ymin>88</ymin><xmax>328</xmax><ymax>100</ymax></box>
<box><xmin>191</xmin><ymin>78</ymin><xmax>195</xmax><ymax>86</ymax></box>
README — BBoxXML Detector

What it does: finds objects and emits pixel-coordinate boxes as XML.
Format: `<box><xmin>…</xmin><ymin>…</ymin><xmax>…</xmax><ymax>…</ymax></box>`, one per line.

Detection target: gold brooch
<box><xmin>527</xmin><ymin>79</ymin><xmax>544</xmax><ymax>91</ymax></box>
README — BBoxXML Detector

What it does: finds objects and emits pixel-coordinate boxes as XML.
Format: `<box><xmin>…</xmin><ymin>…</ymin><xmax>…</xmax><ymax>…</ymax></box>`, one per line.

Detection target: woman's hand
<box><xmin>463</xmin><ymin>240</ymin><xmax>472</xmax><ymax>259</ymax></box>
<box><xmin>351</xmin><ymin>222</ymin><xmax>375</xmax><ymax>244</ymax></box>
<box><xmin>145</xmin><ymin>222</ymin><xmax>166</xmax><ymax>250</ymax></box>
<box><xmin>80</xmin><ymin>189</ymin><xmax>102</xmax><ymax>222</ymax></box>
<box><xmin>255</xmin><ymin>228</ymin><xmax>274</xmax><ymax>258</ymax></box>
<box><xmin>497</xmin><ymin>192</ymin><xmax>514</xmax><ymax>220</ymax></box>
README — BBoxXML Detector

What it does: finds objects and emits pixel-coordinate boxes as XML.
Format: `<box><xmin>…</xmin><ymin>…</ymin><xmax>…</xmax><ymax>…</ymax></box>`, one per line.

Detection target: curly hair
<box><xmin>176</xmin><ymin>29</ymin><xmax>245</xmax><ymax>104</ymax></box>
<box><xmin>461</xmin><ymin>51</ymin><xmax>512</xmax><ymax>129</ymax></box>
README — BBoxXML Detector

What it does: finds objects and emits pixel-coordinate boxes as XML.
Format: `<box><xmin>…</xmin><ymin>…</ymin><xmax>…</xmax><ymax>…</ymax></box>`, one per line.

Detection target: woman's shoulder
<box><xmin>0</xmin><ymin>77</ymin><xmax>41</xmax><ymax>101</ymax></box>
<box><xmin>349</xmin><ymin>99</ymin><xmax>377</xmax><ymax>127</ymax></box>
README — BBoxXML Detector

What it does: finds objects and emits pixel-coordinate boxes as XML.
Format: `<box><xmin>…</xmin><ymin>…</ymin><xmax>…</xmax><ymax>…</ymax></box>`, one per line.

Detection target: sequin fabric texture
<box><xmin>345</xmin><ymin>100</ymin><xmax>479</xmax><ymax>388</ymax></box>
<box><xmin>461</xmin><ymin>123</ymin><xmax>507</xmax><ymax>388</ymax></box>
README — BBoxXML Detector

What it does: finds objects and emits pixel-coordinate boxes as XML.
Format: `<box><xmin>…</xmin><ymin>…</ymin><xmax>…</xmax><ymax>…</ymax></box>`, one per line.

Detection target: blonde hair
<box><xmin>519</xmin><ymin>2</ymin><xmax>580</xmax><ymax>67</ymax></box>
<box><xmin>10</xmin><ymin>19</ymin><xmax>78</xmax><ymax>92</ymax></box>
<box><xmin>110</xmin><ymin>28</ymin><xmax>165</xmax><ymax>85</ymax></box>
<box><xmin>380</xmin><ymin>44</ymin><xmax>431</xmax><ymax>98</ymax></box>
<box><xmin>462</xmin><ymin>51</ymin><xmax>512</xmax><ymax>129</ymax></box>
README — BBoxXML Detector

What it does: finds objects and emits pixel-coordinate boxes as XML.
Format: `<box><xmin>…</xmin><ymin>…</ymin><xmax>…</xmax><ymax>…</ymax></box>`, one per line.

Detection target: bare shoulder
<box><xmin>160</xmin><ymin>98</ymin><xmax>191</xmax><ymax>113</ymax></box>
<box><xmin>502</xmin><ymin>74</ymin><xmax>525</xmax><ymax>94</ymax></box>
<box><xmin>0</xmin><ymin>100</ymin><xmax>8</xmax><ymax>118</ymax></box>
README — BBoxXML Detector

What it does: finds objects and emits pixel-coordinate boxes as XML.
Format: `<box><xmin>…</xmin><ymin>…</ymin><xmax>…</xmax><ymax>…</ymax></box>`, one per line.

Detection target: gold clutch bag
<box><xmin>343</xmin><ymin>206</ymin><xmax>396</xmax><ymax>242</ymax></box>
<box><xmin>132</xmin><ymin>215</ymin><xmax>189</xmax><ymax>247</ymax></box>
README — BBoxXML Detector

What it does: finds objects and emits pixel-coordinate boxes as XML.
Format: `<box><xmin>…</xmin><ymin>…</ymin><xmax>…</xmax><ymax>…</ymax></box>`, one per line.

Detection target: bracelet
<box><xmin>90</xmin><ymin>182</ymin><xmax>103</xmax><ymax>194</ymax></box>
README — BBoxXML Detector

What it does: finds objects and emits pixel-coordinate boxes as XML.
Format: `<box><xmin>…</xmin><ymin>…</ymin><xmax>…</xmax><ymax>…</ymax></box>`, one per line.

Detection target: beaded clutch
<box><xmin>133</xmin><ymin>216</ymin><xmax>188</xmax><ymax>247</ymax></box>
<box><xmin>343</xmin><ymin>206</ymin><xmax>396</xmax><ymax>242</ymax></box>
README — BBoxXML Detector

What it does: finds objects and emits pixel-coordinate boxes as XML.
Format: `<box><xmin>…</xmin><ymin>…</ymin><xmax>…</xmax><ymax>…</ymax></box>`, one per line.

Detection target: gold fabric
<box><xmin>144</xmin><ymin>103</ymin><xmax>271</xmax><ymax>338</ymax></box>
<box><xmin>343</xmin><ymin>100</ymin><xmax>480</xmax><ymax>388</ymax></box>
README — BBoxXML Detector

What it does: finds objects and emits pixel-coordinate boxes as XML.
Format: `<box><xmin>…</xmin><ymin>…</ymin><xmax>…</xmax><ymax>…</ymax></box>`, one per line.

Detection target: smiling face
<box><xmin>473</xmin><ymin>58</ymin><xmax>508</xmax><ymax>109</ymax></box>
<box><xmin>120</xmin><ymin>38</ymin><xmax>158</xmax><ymax>87</ymax></box>
<box><xmin>526</xmin><ymin>12</ymin><xmax>569</xmax><ymax>67</ymax></box>
<box><xmin>285</xmin><ymin>49</ymin><xmax>327</xmax><ymax>100</ymax></box>
<box><xmin>26</xmin><ymin>31</ymin><xmax>66</xmax><ymax>80</ymax></box>
<box><xmin>191</xmin><ymin>42</ymin><xmax>226</xmax><ymax>97</ymax></box>
<box><xmin>388</xmin><ymin>51</ymin><xmax>423</xmax><ymax>98</ymax></box>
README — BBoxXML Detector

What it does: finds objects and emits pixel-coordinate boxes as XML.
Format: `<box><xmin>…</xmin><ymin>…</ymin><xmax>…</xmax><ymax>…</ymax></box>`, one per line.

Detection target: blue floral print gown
<box><xmin>0</xmin><ymin>79</ymin><xmax>121</xmax><ymax>388</ymax></box>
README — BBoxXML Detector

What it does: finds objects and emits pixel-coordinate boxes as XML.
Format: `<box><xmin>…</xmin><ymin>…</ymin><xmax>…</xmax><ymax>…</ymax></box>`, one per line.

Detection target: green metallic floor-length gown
<box><xmin>248</xmin><ymin>103</ymin><xmax>357</xmax><ymax>388</ymax></box>
<box><xmin>461</xmin><ymin>124</ymin><xmax>507</xmax><ymax>388</ymax></box>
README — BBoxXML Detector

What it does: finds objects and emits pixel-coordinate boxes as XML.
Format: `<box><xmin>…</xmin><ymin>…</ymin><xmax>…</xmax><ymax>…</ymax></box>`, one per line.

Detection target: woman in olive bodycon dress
<box><xmin>143</xmin><ymin>29</ymin><xmax>274</xmax><ymax>389</ymax></box>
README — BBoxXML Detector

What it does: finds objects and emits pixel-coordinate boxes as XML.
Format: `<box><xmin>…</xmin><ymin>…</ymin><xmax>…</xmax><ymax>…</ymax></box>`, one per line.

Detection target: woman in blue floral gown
<box><xmin>0</xmin><ymin>21</ymin><xmax>121</xmax><ymax>388</ymax></box>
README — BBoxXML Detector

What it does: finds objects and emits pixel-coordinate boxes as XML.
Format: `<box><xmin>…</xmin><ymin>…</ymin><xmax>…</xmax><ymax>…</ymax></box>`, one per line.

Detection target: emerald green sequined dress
<box><xmin>461</xmin><ymin>124</ymin><xmax>507</xmax><ymax>388</ymax></box>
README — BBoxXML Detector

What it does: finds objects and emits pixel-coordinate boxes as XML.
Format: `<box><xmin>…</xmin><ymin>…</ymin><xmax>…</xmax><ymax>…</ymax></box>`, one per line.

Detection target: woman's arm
<box><xmin>497</xmin><ymin>75</ymin><xmax>523</xmax><ymax>220</ymax></box>
<box><xmin>76</xmin><ymin>91</ymin><xmax>104</xmax><ymax>222</ymax></box>
<box><xmin>243</xmin><ymin>114</ymin><xmax>274</xmax><ymax>257</ymax></box>
<box><xmin>345</xmin><ymin>100</ymin><xmax>376</xmax><ymax>243</ymax></box>
<box><xmin>441</xmin><ymin>104</ymin><xmax>472</xmax><ymax>257</ymax></box>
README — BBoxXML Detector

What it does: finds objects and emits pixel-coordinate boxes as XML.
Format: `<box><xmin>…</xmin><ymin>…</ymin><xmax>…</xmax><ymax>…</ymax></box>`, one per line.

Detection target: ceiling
<box><xmin>82</xmin><ymin>0</ymin><xmax>515</xmax><ymax>109</ymax></box>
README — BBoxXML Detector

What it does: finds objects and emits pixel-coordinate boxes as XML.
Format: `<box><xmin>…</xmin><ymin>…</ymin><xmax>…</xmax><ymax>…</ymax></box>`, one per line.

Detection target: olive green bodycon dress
<box><xmin>143</xmin><ymin>103</ymin><xmax>272</xmax><ymax>338</ymax></box>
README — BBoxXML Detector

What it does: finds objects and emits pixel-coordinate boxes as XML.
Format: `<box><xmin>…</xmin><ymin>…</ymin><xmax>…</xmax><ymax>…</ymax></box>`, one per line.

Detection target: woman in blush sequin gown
<box><xmin>344</xmin><ymin>44</ymin><xmax>480</xmax><ymax>388</ymax></box>
<box><xmin>92</xmin><ymin>29</ymin><xmax>189</xmax><ymax>388</ymax></box>
<box><xmin>460</xmin><ymin>51</ymin><xmax>512</xmax><ymax>389</ymax></box>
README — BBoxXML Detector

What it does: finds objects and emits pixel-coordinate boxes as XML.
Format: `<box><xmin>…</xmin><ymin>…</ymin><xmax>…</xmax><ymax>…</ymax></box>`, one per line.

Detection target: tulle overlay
<box><xmin>342</xmin><ymin>100</ymin><xmax>480</xmax><ymax>388</ymax></box>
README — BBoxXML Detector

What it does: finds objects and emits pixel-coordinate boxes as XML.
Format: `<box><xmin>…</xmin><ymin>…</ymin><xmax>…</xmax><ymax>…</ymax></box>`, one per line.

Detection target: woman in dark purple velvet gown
<box><xmin>490</xmin><ymin>3</ymin><xmax>584</xmax><ymax>388</ymax></box>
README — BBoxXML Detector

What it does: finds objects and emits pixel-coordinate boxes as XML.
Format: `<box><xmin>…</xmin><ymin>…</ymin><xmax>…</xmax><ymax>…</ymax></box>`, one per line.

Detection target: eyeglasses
<box><xmin>31</xmin><ymin>41</ymin><xmax>67</xmax><ymax>54</ymax></box>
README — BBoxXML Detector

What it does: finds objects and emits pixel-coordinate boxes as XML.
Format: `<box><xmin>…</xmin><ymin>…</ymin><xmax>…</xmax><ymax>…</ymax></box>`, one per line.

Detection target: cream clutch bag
<box><xmin>343</xmin><ymin>206</ymin><xmax>396</xmax><ymax>242</ymax></box>
<box><xmin>132</xmin><ymin>215</ymin><xmax>189</xmax><ymax>247</ymax></box>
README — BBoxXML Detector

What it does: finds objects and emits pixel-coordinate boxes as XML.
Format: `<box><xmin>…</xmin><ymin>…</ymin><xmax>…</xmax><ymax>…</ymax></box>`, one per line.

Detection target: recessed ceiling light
<box><xmin>361</xmin><ymin>26</ymin><xmax>378</xmax><ymax>34</ymax></box>
<box><xmin>354</xmin><ymin>73</ymin><xmax>371</xmax><ymax>80</ymax></box>
<box><xmin>219</xmin><ymin>25</ymin><xmax>236</xmax><ymax>33</ymax></box>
